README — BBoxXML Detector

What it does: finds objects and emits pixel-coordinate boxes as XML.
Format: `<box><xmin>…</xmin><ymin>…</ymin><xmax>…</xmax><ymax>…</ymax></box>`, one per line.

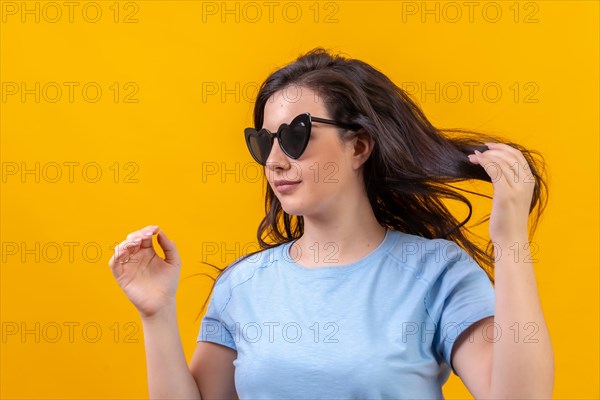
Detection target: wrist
<box><xmin>491</xmin><ymin>234</ymin><xmax>534</xmax><ymax>264</ymax></box>
<box><xmin>492</xmin><ymin>232</ymin><xmax>529</xmax><ymax>247</ymax></box>
<box><xmin>140</xmin><ymin>300</ymin><xmax>178</xmax><ymax>324</ymax></box>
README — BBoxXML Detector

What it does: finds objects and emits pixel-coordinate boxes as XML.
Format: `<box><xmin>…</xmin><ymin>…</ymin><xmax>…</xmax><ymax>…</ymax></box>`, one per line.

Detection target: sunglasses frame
<box><xmin>244</xmin><ymin>112</ymin><xmax>359</xmax><ymax>166</ymax></box>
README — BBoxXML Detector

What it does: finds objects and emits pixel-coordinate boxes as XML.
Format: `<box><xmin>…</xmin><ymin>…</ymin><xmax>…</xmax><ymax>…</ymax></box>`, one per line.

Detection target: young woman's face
<box><xmin>262</xmin><ymin>86</ymin><xmax>359</xmax><ymax>218</ymax></box>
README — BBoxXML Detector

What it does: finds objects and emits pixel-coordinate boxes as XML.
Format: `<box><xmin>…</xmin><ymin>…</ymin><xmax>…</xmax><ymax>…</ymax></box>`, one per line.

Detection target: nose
<box><xmin>264</xmin><ymin>137</ymin><xmax>291</xmax><ymax>172</ymax></box>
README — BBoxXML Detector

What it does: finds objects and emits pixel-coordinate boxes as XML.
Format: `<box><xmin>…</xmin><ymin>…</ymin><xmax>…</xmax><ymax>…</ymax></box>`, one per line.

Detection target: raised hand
<box><xmin>108</xmin><ymin>225</ymin><xmax>182</xmax><ymax>319</ymax></box>
<box><xmin>468</xmin><ymin>142</ymin><xmax>536</xmax><ymax>244</ymax></box>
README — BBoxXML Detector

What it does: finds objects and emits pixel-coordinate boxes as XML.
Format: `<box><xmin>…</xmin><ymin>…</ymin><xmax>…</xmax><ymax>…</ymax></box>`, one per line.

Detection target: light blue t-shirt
<box><xmin>197</xmin><ymin>228</ymin><xmax>495</xmax><ymax>399</ymax></box>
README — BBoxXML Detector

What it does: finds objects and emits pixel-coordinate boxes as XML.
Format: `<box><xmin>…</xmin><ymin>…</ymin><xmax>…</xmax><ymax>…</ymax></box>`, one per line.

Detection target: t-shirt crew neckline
<box><xmin>280</xmin><ymin>228</ymin><xmax>396</xmax><ymax>277</ymax></box>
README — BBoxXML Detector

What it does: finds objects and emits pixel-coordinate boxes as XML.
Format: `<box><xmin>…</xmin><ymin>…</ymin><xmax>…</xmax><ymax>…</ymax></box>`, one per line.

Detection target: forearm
<box><xmin>141</xmin><ymin>301</ymin><xmax>202</xmax><ymax>400</ymax></box>
<box><xmin>489</xmin><ymin>235</ymin><xmax>555</xmax><ymax>399</ymax></box>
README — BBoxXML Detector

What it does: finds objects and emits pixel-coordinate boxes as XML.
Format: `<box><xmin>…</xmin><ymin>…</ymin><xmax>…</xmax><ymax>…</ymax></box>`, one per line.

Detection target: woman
<box><xmin>108</xmin><ymin>48</ymin><xmax>554</xmax><ymax>399</ymax></box>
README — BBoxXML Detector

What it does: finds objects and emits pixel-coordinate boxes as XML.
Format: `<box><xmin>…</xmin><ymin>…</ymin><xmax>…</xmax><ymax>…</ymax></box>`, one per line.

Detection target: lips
<box><xmin>274</xmin><ymin>180</ymin><xmax>302</xmax><ymax>194</ymax></box>
<box><xmin>274</xmin><ymin>180</ymin><xmax>301</xmax><ymax>187</ymax></box>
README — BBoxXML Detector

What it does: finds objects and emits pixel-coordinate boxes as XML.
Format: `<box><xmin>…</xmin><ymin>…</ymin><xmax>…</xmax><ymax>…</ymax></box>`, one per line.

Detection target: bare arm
<box><xmin>108</xmin><ymin>226</ymin><xmax>236</xmax><ymax>399</ymax></box>
<box><xmin>452</xmin><ymin>238</ymin><xmax>554</xmax><ymax>399</ymax></box>
<box><xmin>141</xmin><ymin>300</ymin><xmax>202</xmax><ymax>400</ymax></box>
<box><xmin>190</xmin><ymin>341</ymin><xmax>238</xmax><ymax>399</ymax></box>
<box><xmin>142</xmin><ymin>301</ymin><xmax>239</xmax><ymax>399</ymax></box>
<box><xmin>458</xmin><ymin>144</ymin><xmax>555</xmax><ymax>398</ymax></box>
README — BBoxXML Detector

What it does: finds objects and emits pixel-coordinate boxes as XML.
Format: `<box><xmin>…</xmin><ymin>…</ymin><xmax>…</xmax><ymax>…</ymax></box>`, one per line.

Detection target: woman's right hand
<box><xmin>108</xmin><ymin>225</ymin><xmax>182</xmax><ymax>320</ymax></box>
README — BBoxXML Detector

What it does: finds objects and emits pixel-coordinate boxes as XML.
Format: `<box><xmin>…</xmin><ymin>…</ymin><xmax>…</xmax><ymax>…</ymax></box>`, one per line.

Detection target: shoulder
<box><xmin>212</xmin><ymin>243</ymin><xmax>283</xmax><ymax>298</ymax></box>
<box><xmin>385</xmin><ymin>230</ymin><xmax>476</xmax><ymax>283</ymax></box>
<box><xmin>205</xmin><ymin>245</ymin><xmax>282</xmax><ymax>317</ymax></box>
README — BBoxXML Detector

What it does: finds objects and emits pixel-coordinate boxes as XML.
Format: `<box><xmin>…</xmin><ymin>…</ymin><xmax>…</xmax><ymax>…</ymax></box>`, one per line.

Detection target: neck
<box><xmin>290</xmin><ymin>190</ymin><xmax>387</xmax><ymax>268</ymax></box>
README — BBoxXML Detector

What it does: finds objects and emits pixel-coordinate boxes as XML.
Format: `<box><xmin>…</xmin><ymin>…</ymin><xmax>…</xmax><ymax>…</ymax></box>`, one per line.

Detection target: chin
<box><xmin>277</xmin><ymin>199</ymin><xmax>307</xmax><ymax>216</ymax></box>
<box><xmin>280</xmin><ymin>205</ymin><xmax>304</xmax><ymax>216</ymax></box>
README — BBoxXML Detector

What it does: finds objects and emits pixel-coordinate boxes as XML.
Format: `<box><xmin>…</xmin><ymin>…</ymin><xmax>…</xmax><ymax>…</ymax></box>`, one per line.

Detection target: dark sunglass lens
<box><xmin>246</xmin><ymin>129</ymin><xmax>272</xmax><ymax>165</ymax></box>
<box><xmin>280</xmin><ymin>121</ymin><xmax>309</xmax><ymax>158</ymax></box>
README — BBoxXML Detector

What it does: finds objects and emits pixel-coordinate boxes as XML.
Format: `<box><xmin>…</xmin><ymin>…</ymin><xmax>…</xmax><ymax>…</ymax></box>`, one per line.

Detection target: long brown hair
<box><xmin>194</xmin><ymin>47</ymin><xmax>548</xmax><ymax>320</ymax></box>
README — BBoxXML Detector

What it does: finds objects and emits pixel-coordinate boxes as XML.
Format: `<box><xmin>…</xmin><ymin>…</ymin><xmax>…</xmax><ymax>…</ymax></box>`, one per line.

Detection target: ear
<box><xmin>350</xmin><ymin>130</ymin><xmax>374</xmax><ymax>170</ymax></box>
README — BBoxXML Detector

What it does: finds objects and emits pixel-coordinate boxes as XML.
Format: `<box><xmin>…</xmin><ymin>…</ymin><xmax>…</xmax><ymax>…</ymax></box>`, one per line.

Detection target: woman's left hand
<box><xmin>468</xmin><ymin>142</ymin><xmax>536</xmax><ymax>245</ymax></box>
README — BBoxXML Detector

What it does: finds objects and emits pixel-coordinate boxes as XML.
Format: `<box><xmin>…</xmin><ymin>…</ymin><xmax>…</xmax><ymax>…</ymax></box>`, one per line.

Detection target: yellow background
<box><xmin>1</xmin><ymin>1</ymin><xmax>598</xmax><ymax>399</ymax></box>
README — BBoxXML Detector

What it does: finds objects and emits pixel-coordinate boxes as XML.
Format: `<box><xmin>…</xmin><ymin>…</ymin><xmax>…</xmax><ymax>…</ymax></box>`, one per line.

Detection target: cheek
<box><xmin>315</xmin><ymin>152</ymin><xmax>352</xmax><ymax>185</ymax></box>
<box><xmin>284</xmin><ymin>164</ymin><xmax>304</xmax><ymax>182</ymax></box>
<box><xmin>300</xmin><ymin>163</ymin><xmax>344</xmax><ymax>192</ymax></box>
<box><xmin>303</xmin><ymin>146</ymin><xmax>347</xmax><ymax>179</ymax></box>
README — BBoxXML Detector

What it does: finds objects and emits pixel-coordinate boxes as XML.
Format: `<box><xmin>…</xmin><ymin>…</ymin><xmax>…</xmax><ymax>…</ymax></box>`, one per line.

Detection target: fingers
<box><xmin>157</xmin><ymin>230</ymin><xmax>181</xmax><ymax>267</ymax></box>
<box><xmin>469</xmin><ymin>143</ymin><xmax>530</xmax><ymax>188</ymax></box>
<box><xmin>127</xmin><ymin>225</ymin><xmax>159</xmax><ymax>249</ymax></box>
<box><xmin>108</xmin><ymin>236</ymin><xmax>142</xmax><ymax>278</ymax></box>
<box><xmin>108</xmin><ymin>225</ymin><xmax>160</xmax><ymax>270</ymax></box>
<box><xmin>108</xmin><ymin>225</ymin><xmax>181</xmax><ymax>274</ymax></box>
<box><xmin>110</xmin><ymin>236</ymin><xmax>142</xmax><ymax>267</ymax></box>
<box><xmin>473</xmin><ymin>149</ymin><xmax>513</xmax><ymax>187</ymax></box>
<box><xmin>483</xmin><ymin>143</ymin><xmax>530</xmax><ymax>171</ymax></box>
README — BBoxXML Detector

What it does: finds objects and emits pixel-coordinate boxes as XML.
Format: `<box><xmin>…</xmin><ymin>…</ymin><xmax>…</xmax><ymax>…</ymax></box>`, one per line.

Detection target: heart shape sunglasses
<box><xmin>244</xmin><ymin>112</ymin><xmax>360</xmax><ymax>166</ymax></box>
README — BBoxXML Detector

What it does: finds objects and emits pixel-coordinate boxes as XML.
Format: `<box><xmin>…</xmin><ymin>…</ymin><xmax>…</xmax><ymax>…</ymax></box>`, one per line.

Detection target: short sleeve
<box><xmin>197</xmin><ymin>272</ymin><xmax>237</xmax><ymax>351</ymax></box>
<box><xmin>425</xmin><ymin>242</ymin><xmax>495</xmax><ymax>375</ymax></box>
